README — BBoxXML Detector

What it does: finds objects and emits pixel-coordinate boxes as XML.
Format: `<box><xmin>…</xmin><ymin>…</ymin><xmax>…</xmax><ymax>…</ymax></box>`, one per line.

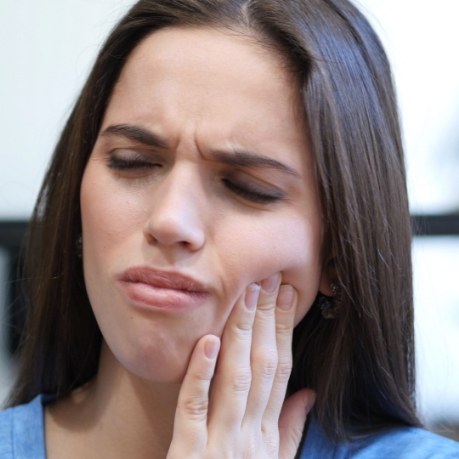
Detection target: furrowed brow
<box><xmin>213</xmin><ymin>150</ymin><xmax>301</xmax><ymax>178</ymax></box>
<box><xmin>101</xmin><ymin>124</ymin><xmax>169</xmax><ymax>148</ymax></box>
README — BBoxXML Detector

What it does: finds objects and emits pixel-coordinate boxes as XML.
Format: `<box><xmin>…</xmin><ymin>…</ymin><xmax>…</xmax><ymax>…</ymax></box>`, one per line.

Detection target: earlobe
<box><xmin>319</xmin><ymin>275</ymin><xmax>333</xmax><ymax>296</ymax></box>
<box><xmin>317</xmin><ymin>259</ymin><xmax>344</xmax><ymax>320</ymax></box>
<box><xmin>318</xmin><ymin>259</ymin><xmax>336</xmax><ymax>296</ymax></box>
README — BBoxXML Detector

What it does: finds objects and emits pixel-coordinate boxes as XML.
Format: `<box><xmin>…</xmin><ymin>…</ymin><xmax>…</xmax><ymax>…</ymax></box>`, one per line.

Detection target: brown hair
<box><xmin>7</xmin><ymin>0</ymin><xmax>420</xmax><ymax>440</ymax></box>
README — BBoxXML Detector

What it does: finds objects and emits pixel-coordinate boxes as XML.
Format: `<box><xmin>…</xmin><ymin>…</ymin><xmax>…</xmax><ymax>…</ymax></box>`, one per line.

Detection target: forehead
<box><xmin>103</xmin><ymin>26</ymin><xmax>311</xmax><ymax>172</ymax></box>
<box><xmin>113</xmin><ymin>27</ymin><xmax>300</xmax><ymax>111</ymax></box>
<box><xmin>125</xmin><ymin>25</ymin><xmax>293</xmax><ymax>86</ymax></box>
<box><xmin>117</xmin><ymin>26</ymin><xmax>298</xmax><ymax>107</ymax></box>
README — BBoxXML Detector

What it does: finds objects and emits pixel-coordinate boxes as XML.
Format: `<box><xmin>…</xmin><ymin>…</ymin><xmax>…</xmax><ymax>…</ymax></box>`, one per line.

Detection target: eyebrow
<box><xmin>101</xmin><ymin>123</ymin><xmax>300</xmax><ymax>178</ymax></box>
<box><xmin>212</xmin><ymin>151</ymin><xmax>301</xmax><ymax>178</ymax></box>
<box><xmin>101</xmin><ymin>124</ymin><xmax>170</xmax><ymax>149</ymax></box>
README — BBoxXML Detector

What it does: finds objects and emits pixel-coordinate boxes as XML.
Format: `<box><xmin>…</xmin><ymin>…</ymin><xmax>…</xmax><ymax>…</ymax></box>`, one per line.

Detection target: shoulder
<box><xmin>0</xmin><ymin>395</ymin><xmax>47</xmax><ymax>459</ymax></box>
<box><xmin>300</xmin><ymin>418</ymin><xmax>459</xmax><ymax>458</ymax></box>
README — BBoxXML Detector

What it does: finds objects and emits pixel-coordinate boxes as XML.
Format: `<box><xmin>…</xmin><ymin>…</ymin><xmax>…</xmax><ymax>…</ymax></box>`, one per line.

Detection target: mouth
<box><xmin>117</xmin><ymin>266</ymin><xmax>209</xmax><ymax>311</ymax></box>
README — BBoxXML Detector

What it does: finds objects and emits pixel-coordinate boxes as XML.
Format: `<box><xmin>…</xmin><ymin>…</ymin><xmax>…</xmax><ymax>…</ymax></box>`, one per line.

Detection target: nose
<box><xmin>143</xmin><ymin>166</ymin><xmax>206</xmax><ymax>252</ymax></box>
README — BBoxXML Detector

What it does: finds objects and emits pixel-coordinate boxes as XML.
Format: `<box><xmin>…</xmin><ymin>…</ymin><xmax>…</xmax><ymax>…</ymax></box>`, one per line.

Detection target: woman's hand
<box><xmin>167</xmin><ymin>273</ymin><xmax>316</xmax><ymax>458</ymax></box>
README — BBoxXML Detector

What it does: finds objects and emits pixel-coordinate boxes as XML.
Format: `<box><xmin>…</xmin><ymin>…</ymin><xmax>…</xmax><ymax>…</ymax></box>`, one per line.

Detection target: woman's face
<box><xmin>80</xmin><ymin>27</ymin><xmax>328</xmax><ymax>383</ymax></box>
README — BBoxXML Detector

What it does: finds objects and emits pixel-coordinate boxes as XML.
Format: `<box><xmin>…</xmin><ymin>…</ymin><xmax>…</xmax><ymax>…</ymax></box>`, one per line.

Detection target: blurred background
<box><xmin>1</xmin><ymin>0</ymin><xmax>458</xmax><ymax>439</ymax></box>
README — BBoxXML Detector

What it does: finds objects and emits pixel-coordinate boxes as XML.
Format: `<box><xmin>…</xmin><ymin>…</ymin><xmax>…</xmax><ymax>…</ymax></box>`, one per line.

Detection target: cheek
<box><xmin>217</xmin><ymin>214</ymin><xmax>323</xmax><ymax>322</ymax></box>
<box><xmin>80</xmin><ymin>169</ymin><xmax>143</xmax><ymax>254</ymax></box>
<box><xmin>80</xmin><ymin>166</ymin><xmax>145</xmax><ymax>315</ymax></box>
<box><xmin>266</xmin><ymin>224</ymin><xmax>322</xmax><ymax>323</ymax></box>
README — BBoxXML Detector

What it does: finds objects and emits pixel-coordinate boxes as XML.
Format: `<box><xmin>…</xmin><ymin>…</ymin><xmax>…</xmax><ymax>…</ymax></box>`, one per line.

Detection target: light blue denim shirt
<box><xmin>0</xmin><ymin>396</ymin><xmax>46</xmax><ymax>458</ymax></box>
<box><xmin>1</xmin><ymin>395</ymin><xmax>459</xmax><ymax>458</ymax></box>
<box><xmin>301</xmin><ymin>415</ymin><xmax>459</xmax><ymax>458</ymax></box>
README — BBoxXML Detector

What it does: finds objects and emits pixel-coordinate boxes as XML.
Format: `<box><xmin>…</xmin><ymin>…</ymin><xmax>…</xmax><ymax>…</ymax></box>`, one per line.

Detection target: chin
<box><xmin>100</xmin><ymin>314</ymin><xmax>223</xmax><ymax>385</ymax></box>
<box><xmin>114</xmin><ymin>338</ymin><xmax>195</xmax><ymax>385</ymax></box>
<box><xmin>135</xmin><ymin>363</ymin><xmax>188</xmax><ymax>385</ymax></box>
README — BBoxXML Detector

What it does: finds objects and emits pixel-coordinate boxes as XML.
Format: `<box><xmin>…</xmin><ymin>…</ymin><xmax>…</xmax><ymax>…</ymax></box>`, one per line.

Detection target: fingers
<box><xmin>244</xmin><ymin>273</ymin><xmax>281</xmax><ymax>423</ymax></box>
<box><xmin>208</xmin><ymin>283</ymin><xmax>260</xmax><ymax>429</ymax></box>
<box><xmin>170</xmin><ymin>274</ymin><xmax>304</xmax><ymax>458</ymax></box>
<box><xmin>278</xmin><ymin>389</ymin><xmax>316</xmax><ymax>459</ymax></box>
<box><xmin>169</xmin><ymin>335</ymin><xmax>220</xmax><ymax>454</ymax></box>
<box><xmin>210</xmin><ymin>274</ymin><xmax>300</xmax><ymax>442</ymax></box>
<box><xmin>211</xmin><ymin>274</ymin><xmax>298</xmax><ymax>430</ymax></box>
<box><xmin>263</xmin><ymin>284</ymin><xmax>298</xmax><ymax>426</ymax></box>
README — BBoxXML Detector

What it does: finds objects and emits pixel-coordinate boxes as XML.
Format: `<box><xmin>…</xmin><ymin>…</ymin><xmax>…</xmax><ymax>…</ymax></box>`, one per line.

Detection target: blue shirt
<box><xmin>1</xmin><ymin>396</ymin><xmax>458</xmax><ymax>458</ymax></box>
<box><xmin>0</xmin><ymin>396</ymin><xmax>46</xmax><ymax>458</ymax></box>
<box><xmin>301</xmin><ymin>415</ymin><xmax>459</xmax><ymax>458</ymax></box>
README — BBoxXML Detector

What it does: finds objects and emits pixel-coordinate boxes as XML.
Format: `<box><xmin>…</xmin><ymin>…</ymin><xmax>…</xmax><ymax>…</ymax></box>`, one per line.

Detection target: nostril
<box><xmin>143</xmin><ymin>211</ymin><xmax>205</xmax><ymax>251</ymax></box>
<box><xmin>142</xmin><ymin>174</ymin><xmax>206</xmax><ymax>250</ymax></box>
<box><xmin>144</xmin><ymin>232</ymin><xmax>156</xmax><ymax>245</ymax></box>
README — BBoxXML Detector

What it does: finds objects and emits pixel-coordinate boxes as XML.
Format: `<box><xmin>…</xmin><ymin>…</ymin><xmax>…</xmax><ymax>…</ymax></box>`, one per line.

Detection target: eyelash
<box><xmin>107</xmin><ymin>156</ymin><xmax>159</xmax><ymax>170</ymax></box>
<box><xmin>106</xmin><ymin>155</ymin><xmax>283</xmax><ymax>204</ymax></box>
<box><xmin>221</xmin><ymin>178</ymin><xmax>284</xmax><ymax>204</ymax></box>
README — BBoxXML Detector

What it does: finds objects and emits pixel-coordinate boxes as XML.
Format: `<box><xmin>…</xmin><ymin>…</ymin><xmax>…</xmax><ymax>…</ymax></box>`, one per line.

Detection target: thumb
<box><xmin>278</xmin><ymin>389</ymin><xmax>316</xmax><ymax>459</ymax></box>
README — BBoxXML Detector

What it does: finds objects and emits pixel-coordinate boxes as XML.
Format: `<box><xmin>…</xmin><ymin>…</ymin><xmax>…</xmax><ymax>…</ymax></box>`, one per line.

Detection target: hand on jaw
<box><xmin>167</xmin><ymin>273</ymin><xmax>316</xmax><ymax>458</ymax></box>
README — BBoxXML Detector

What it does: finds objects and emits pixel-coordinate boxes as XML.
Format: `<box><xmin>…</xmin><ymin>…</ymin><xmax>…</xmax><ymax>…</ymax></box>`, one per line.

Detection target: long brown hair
<box><xmin>7</xmin><ymin>0</ymin><xmax>419</xmax><ymax>440</ymax></box>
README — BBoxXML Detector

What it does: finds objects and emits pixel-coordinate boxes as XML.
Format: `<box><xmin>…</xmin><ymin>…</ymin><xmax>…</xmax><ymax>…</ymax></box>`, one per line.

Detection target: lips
<box><xmin>117</xmin><ymin>267</ymin><xmax>209</xmax><ymax>311</ymax></box>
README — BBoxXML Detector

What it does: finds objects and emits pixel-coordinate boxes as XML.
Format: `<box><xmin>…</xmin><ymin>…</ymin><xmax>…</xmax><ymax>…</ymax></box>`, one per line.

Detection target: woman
<box><xmin>1</xmin><ymin>0</ymin><xmax>458</xmax><ymax>457</ymax></box>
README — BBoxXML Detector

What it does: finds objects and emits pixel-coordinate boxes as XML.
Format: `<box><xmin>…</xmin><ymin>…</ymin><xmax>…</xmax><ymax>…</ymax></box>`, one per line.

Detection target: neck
<box><xmin>46</xmin><ymin>343</ymin><xmax>182</xmax><ymax>459</ymax></box>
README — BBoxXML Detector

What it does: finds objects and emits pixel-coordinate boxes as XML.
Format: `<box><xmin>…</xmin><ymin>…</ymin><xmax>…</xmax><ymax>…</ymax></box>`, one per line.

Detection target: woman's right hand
<box><xmin>166</xmin><ymin>274</ymin><xmax>316</xmax><ymax>458</ymax></box>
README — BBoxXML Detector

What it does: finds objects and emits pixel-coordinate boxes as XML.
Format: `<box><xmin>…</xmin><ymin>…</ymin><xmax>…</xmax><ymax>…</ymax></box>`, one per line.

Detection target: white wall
<box><xmin>0</xmin><ymin>0</ymin><xmax>136</xmax><ymax>218</ymax></box>
<box><xmin>355</xmin><ymin>0</ymin><xmax>459</xmax><ymax>214</ymax></box>
<box><xmin>1</xmin><ymin>1</ymin><xmax>459</xmax><ymax>217</ymax></box>
<box><xmin>354</xmin><ymin>0</ymin><xmax>459</xmax><ymax>424</ymax></box>
<box><xmin>1</xmin><ymin>0</ymin><xmax>458</xmax><ymax>424</ymax></box>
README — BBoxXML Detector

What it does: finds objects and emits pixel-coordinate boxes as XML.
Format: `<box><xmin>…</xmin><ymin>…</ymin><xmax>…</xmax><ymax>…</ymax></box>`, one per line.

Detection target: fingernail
<box><xmin>245</xmin><ymin>283</ymin><xmax>261</xmax><ymax>310</ymax></box>
<box><xmin>261</xmin><ymin>273</ymin><xmax>281</xmax><ymax>293</ymax></box>
<box><xmin>204</xmin><ymin>336</ymin><xmax>220</xmax><ymax>359</ymax></box>
<box><xmin>277</xmin><ymin>284</ymin><xmax>295</xmax><ymax>310</ymax></box>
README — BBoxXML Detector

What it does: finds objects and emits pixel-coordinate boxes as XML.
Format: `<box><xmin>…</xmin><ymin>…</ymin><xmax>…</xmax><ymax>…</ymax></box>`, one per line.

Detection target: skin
<box><xmin>45</xmin><ymin>27</ymin><xmax>329</xmax><ymax>458</ymax></box>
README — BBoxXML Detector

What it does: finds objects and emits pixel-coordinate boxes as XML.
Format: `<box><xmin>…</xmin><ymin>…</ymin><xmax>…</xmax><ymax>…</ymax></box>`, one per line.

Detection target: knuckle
<box><xmin>253</xmin><ymin>349</ymin><xmax>278</xmax><ymax>379</ymax></box>
<box><xmin>231</xmin><ymin>367</ymin><xmax>252</xmax><ymax>392</ymax></box>
<box><xmin>256</xmin><ymin>298</ymin><xmax>276</xmax><ymax>312</ymax></box>
<box><xmin>180</xmin><ymin>395</ymin><xmax>208</xmax><ymax>420</ymax></box>
<box><xmin>234</xmin><ymin>319</ymin><xmax>253</xmax><ymax>335</ymax></box>
<box><xmin>230</xmin><ymin>316</ymin><xmax>253</xmax><ymax>340</ymax></box>
<box><xmin>275</xmin><ymin>319</ymin><xmax>293</xmax><ymax>335</ymax></box>
<box><xmin>263</xmin><ymin>360</ymin><xmax>278</xmax><ymax>379</ymax></box>
<box><xmin>194</xmin><ymin>369</ymin><xmax>213</xmax><ymax>382</ymax></box>
<box><xmin>276</xmin><ymin>361</ymin><xmax>293</xmax><ymax>383</ymax></box>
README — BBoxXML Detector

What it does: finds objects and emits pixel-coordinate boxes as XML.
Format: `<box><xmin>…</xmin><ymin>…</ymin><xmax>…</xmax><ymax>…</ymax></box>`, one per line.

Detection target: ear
<box><xmin>319</xmin><ymin>258</ymin><xmax>336</xmax><ymax>296</ymax></box>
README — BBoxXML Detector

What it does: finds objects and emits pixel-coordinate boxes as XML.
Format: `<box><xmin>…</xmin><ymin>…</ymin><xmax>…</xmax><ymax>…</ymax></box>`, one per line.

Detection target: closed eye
<box><xmin>107</xmin><ymin>157</ymin><xmax>161</xmax><ymax>170</ymax></box>
<box><xmin>222</xmin><ymin>178</ymin><xmax>284</xmax><ymax>204</ymax></box>
<box><xmin>106</xmin><ymin>149</ymin><xmax>164</xmax><ymax>172</ymax></box>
